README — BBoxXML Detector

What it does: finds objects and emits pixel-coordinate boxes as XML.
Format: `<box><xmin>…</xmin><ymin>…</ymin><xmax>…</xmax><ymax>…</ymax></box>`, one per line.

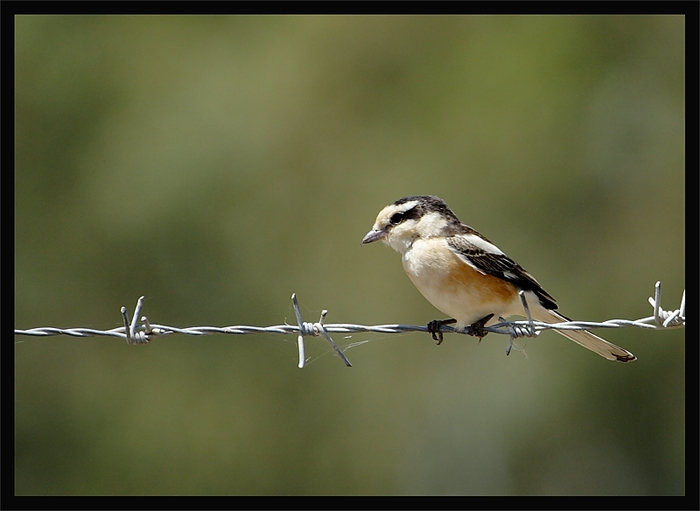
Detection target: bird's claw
<box><xmin>427</xmin><ymin>318</ymin><xmax>456</xmax><ymax>345</ymax></box>
<box><xmin>468</xmin><ymin>314</ymin><xmax>494</xmax><ymax>341</ymax></box>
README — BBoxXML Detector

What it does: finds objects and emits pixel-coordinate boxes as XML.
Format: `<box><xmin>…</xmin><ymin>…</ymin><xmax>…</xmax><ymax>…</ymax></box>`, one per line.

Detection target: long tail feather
<box><xmin>533</xmin><ymin>308</ymin><xmax>636</xmax><ymax>363</ymax></box>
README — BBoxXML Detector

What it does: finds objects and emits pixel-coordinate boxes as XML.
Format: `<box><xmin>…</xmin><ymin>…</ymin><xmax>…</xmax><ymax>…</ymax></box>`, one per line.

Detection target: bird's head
<box><xmin>361</xmin><ymin>195</ymin><xmax>459</xmax><ymax>254</ymax></box>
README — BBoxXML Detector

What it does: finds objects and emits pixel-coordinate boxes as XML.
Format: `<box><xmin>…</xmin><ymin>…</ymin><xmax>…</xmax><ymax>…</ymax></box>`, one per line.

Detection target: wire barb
<box><xmin>14</xmin><ymin>282</ymin><xmax>684</xmax><ymax>368</ymax></box>
<box><xmin>121</xmin><ymin>296</ymin><xmax>149</xmax><ymax>345</ymax></box>
<box><xmin>290</xmin><ymin>294</ymin><xmax>352</xmax><ymax>368</ymax></box>
<box><xmin>291</xmin><ymin>293</ymin><xmax>307</xmax><ymax>368</ymax></box>
<box><xmin>503</xmin><ymin>291</ymin><xmax>540</xmax><ymax>356</ymax></box>
<box><xmin>647</xmin><ymin>281</ymin><xmax>685</xmax><ymax>328</ymax></box>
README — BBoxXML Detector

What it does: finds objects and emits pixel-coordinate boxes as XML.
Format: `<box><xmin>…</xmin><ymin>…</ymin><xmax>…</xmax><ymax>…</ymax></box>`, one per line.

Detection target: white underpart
<box><xmin>399</xmin><ymin>237</ymin><xmax>512</xmax><ymax>327</ymax></box>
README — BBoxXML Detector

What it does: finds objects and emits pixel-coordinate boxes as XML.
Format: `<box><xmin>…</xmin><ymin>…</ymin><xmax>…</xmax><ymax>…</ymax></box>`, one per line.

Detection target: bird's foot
<box><xmin>467</xmin><ymin>314</ymin><xmax>494</xmax><ymax>342</ymax></box>
<box><xmin>427</xmin><ymin>318</ymin><xmax>456</xmax><ymax>345</ymax></box>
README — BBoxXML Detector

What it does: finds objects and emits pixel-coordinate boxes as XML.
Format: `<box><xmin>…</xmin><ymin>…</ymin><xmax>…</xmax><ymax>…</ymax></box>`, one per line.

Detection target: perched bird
<box><xmin>361</xmin><ymin>195</ymin><xmax>635</xmax><ymax>362</ymax></box>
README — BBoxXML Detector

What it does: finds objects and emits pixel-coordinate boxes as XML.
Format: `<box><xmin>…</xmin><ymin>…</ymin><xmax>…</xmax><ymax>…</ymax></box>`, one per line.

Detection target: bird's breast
<box><xmin>401</xmin><ymin>238</ymin><xmax>518</xmax><ymax>328</ymax></box>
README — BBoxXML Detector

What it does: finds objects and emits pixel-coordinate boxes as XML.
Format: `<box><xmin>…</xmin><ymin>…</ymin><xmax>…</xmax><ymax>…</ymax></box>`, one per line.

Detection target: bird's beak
<box><xmin>361</xmin><ymin>228</ymin><xmax>387</xmax><ymax>244</ymax></box>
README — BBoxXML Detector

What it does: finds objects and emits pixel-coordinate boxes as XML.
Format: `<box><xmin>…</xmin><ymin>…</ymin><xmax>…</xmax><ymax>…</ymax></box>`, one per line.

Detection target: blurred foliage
<box><xmin>15</xmin><ymin>15</ymin><xmax>684</xmax><ymax>495</ymax></box>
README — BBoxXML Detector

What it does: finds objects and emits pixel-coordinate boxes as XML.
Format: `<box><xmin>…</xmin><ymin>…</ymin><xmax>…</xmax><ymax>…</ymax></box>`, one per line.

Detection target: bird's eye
<box><xmin>390</xmin><ymin>212</ymin><xmax>405</xmax><ymax>225</ymax></box>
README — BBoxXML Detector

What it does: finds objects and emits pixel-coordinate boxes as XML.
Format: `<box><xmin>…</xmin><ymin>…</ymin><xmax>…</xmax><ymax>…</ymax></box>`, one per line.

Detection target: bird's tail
<box><xmin>532</xmin><ymin>308</ymin><xmax>636</xmax><ymax>363</ymax></box>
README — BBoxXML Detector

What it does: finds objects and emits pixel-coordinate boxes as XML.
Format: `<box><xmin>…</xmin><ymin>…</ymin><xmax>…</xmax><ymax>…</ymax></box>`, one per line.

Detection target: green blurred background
<box><xmin>15</xmin><ymin>16</ymin><xmax>685</xmax><ymax>495</ymax></box>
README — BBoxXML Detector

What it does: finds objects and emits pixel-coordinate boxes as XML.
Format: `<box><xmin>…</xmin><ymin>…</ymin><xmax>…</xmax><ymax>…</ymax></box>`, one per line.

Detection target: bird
<box><xmin>361</xmin><ymin>195</ymin><xmax>635</xmax><ymax>362</ymax></box>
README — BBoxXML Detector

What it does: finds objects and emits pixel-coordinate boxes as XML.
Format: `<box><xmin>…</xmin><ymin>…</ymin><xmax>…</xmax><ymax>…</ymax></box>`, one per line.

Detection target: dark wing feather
<box><xmin>446</xmin><ymin>232</ymin><xmax>558</xmax><ymax>311</ymax></box>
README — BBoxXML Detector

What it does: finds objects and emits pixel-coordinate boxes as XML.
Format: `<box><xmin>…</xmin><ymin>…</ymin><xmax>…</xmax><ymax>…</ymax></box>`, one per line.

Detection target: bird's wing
<box><xmin>446</xmin><ymin>231</ymin><xmax>558</xmax><ymax>310</ymax></box>
<box><xmin>446</xmin><ymin>227</ymin><xmax>636</xmax><ymax>363</ymax></box>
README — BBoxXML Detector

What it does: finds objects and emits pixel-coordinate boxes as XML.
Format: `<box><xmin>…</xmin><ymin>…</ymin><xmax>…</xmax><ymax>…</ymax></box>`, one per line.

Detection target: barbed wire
<box><xmin>15</xmin><ymin>281</ymin><xmax>684</xmax><ymax>368</ymax></box>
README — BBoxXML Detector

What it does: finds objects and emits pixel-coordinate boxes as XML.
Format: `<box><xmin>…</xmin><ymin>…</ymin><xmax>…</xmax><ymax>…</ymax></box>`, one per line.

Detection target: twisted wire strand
<box><xmin>12</xmin><ymin>317</ymin><xmax>683</xmax><ymax>339</ymax></box>
<box><xmin>14</xmin><ymin>282</ymin><xmax>684</xmax><ymax>368</ymax></box>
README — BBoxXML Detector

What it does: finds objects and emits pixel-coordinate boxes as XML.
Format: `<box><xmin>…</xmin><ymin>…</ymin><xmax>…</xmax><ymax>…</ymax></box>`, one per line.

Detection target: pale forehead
<box><xmin>375</xmin><ymin>200</ymin><xmax>419</xmax><ymax>224</ymax></box>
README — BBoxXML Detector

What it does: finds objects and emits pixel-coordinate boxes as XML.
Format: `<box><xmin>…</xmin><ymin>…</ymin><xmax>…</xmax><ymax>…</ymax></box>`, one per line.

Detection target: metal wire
<box><xmin>15</xmin><ymin>281</ymin><xmax>684</xmax><ymax>368</ymax></box>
